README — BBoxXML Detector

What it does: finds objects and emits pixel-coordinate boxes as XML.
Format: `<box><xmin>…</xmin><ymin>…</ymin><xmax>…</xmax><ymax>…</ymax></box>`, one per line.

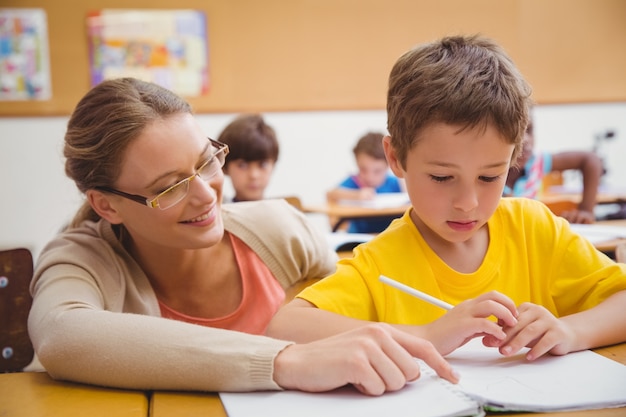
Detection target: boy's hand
<box><xmin>560</xmin><ymin>208</ymin><xmax>595</xmax><ymax>224</ymax></box>
<box><xmin>422</xmin><ymin>291</ymin><xmax>518</xmax><ymax>355</ymax></box>
<box><xmin>357</xmin><ymin>187</ymin><xmax>377</xmax><ymax>200</ymax></box>
<box><xmin>487</xmin><ymin>302</ymin><xmax>576</xmax><ymax>360</ymax></box>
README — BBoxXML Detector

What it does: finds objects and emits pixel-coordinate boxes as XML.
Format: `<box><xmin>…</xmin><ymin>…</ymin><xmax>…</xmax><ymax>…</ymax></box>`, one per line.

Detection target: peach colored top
<box><xmin>159</xmin><ymin>234</ymin><xmax>285</xmax><ymax>334</ymax></box>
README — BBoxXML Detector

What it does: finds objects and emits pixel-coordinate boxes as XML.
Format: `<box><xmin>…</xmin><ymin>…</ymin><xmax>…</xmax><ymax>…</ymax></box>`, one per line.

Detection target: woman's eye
<box><xmin>202</xmin><ymin>158</ymin><xmax>218</xmax><ymax>171</ymax></box>
<box><xmin>155</xmin><ymin>180</ymin><xmax>182</xmax><ymax>195</ymax></box>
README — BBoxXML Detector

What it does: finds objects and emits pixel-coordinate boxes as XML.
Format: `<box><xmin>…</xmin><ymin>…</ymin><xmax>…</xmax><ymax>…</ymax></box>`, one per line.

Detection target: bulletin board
<box><xmin>1</xmin><ymin>0</ymin><xmax>625</xmax><ymax>116</ymax></box>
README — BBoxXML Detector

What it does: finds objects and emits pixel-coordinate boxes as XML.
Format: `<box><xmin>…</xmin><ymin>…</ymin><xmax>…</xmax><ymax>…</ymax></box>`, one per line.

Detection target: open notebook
<box><xmin>220</xmin><ymin>339</ymin><xmax>626</xmax><ymax>417</ymax></box>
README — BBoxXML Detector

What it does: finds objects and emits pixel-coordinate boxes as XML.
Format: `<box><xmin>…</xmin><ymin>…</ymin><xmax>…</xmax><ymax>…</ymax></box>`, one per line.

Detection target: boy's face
<box><xmin>384</xmin><ymin>123</ymin><xmax>514</xmax><ymax>248</ymax></box>
<box><xmin>355</xmin><ymin>153</ymin><xmax>389</xmax><ymax>189</ymax></box>
<box><xmin>224</xmin><ymin>159</ymin><xmax>275</xmax><ymax>201</ymax></box>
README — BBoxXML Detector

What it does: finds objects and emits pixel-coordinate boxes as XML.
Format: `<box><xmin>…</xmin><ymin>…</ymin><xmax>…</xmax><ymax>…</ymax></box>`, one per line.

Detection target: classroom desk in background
<box><xmin>311</xmin><ymin>207</ymin><xmax>626</xmax><ymax>255</ymax></box>
<box><xmin>576</xmin><ymin>219</ymin><xmax>626</xmax><ymax>256</ymax></box>
<box><xmin>148</xmin><ymin>343</ymin><xmax>626</xmax><ymax>417</ymax></box>
<box><xmin>303</xmin><ymin>202</ymin><xmax>409</xmax><ymax>232</ymax></box>
<box><xmin>0</xmin><ymin>371</ymin><xmax>148</xmax><ymax>417</ymax></box>
<box><xmin>305</xmin><ymin>192</ymin><xmax>626</xmax><ymax>234</ymax></box>
<box><xmin>539</xmin><ymin>191</ymin><xmax>626</xmax><ymax>206</ymax></box>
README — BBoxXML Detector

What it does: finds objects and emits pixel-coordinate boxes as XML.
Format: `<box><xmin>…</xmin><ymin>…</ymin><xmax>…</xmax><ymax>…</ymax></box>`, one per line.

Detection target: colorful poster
<box><xmin>86</xmin><ymin>9</ymin><xmax>209</xmax><ymax>97</ymax></box>
<box><xmin>0</xmin><ymin>8</ymin><xmax>51</xmax><ymax>101</ymax></box>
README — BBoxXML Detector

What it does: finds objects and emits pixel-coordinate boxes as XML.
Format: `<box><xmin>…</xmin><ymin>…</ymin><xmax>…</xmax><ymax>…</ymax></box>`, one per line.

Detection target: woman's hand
<box><xmin>273</xmin><ymin>323</ymin><xmax>459</xmax><ymax>396</ymax></box>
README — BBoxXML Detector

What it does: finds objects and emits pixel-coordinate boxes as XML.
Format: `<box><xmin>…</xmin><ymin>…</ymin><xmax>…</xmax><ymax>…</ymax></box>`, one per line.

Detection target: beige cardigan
<box><xmin>28</xmin><ymin>200</ymin><xmax>337</xmax><ymax>392</ymax></box>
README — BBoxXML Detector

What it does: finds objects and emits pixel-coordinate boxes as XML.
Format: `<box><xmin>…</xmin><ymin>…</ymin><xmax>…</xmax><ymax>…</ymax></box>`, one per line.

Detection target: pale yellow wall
<box><xmin>1</xmin><ymin>0</ymin><xmax>625</xmax><ymax>116</ymax></box>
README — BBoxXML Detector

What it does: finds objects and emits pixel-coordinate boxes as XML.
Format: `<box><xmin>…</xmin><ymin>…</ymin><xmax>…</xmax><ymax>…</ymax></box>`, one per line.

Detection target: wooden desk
<box><xmin>540</xmin><ymin>191</ymin><xmax>626</xmax><ymax>206</ymax></box>
<box><xmin>582</xmin><ymin>219</ymin><xmax>626</xmax><ymax>255</ymax></box>
<box><xmin>149</xmin><ymin>343</ymin><xmax>626</xmax><ymax>417</ymax></box>
<box><xmin>303</xmin><ymin>203</ymin><xmax>409</xmax><ymax>232</ymax></box>
<box><xmin>0</xmin><ymin>371</ymin><xmax>149</xmax><ymax>417</ymax></box>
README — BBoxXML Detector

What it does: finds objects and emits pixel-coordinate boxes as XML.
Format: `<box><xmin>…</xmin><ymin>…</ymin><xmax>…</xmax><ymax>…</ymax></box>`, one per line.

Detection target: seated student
<box><xmin>267</xmin><ymin>35</ymin><xmax>626</xmax><ymax>362</ymax></box>
<box><xmin>28</xmin><ymin>77</ymin><xmax>457</xmax><ymax>395</ymax></box>
<box><xmin>218</xmin><ymin>113</ymin><xmax>279</xmax><ymax>202</ymax></box>
<box><xmin>326</xmin><ymin>131</ymin><xmax>406</xmax><ymax>233</ymax></box>
<box><xmin>504</xmin><ymin>117</ymin><xmax>603</xmax><ymax>224</ymax></box>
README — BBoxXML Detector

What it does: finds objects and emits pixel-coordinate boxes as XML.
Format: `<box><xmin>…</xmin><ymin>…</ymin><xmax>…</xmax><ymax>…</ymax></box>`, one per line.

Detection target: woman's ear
<box><xmin>382</xmin><ymin>135</ymin><xmax>405</xmax><ymax>179</ymax></box>
<box><xmin>86</xmin><ymin>190</ymin><xmax>124</xmax><ymax>224</ymax></box>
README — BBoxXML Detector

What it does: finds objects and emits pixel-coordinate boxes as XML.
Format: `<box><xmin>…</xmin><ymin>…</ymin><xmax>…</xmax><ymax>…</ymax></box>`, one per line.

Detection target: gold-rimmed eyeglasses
<box><xmin>96</xmin><ymin>138</ymin><xmax>229</xmax><ymax>210</ymax></box>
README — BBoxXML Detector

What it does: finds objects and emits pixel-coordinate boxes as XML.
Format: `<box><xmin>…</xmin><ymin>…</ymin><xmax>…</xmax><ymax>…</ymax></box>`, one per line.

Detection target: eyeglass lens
<box><xmin>153</xmin><ymin>147</ymin><xmax>226</xmax><ymax>209</ymax></box>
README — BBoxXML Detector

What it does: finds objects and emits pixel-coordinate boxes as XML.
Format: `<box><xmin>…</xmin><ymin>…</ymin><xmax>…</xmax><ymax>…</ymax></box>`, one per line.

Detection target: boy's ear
<box><xmin>85</xmin><ymin>190</ymin><xmax>124</xmax><ymax>224</ymax></box>
<box><xmin>383</xmin><ymin>135</ymin><xmax>405</xmax><ymax>179</ymax></box>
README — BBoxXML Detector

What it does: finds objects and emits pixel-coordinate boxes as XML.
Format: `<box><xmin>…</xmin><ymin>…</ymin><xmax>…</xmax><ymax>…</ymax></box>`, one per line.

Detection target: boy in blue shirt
<box><xmin>327</xmin><ymin>131</ymin><xmax>405</xmax><ymax>233</ymax></box>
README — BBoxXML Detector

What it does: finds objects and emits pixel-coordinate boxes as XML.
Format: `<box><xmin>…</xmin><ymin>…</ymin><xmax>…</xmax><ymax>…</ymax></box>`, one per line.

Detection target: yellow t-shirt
<box><xmin>298</xmin><ymin>197</ymin><xmax>626</xmax><ymax>324</ymax></box>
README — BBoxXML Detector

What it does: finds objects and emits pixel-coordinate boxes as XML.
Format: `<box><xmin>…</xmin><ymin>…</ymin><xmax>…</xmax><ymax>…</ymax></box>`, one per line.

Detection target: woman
<box><xmin>28</xmin><ymin>78</ymin><xmax>457</xmax><ymax>395</ymax></box>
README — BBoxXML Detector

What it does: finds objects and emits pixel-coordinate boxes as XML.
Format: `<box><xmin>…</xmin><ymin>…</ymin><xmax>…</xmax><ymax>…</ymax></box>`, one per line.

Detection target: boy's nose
<box><xmin>453</xmin><ymin>185</ymin><xmax>479</xmax><ymax>212</ymax></box>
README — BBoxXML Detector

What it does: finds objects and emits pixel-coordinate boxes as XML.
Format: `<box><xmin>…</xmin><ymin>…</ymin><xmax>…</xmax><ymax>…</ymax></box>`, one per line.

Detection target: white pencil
<box><xmin>379</xmin><ymin>275</ymin><xmax>454</xmax><ymax>310</ymax></box>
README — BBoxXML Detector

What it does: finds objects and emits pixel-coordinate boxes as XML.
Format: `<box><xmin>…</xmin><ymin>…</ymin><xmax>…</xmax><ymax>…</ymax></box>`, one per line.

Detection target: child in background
<box><xmin>218</xmin><ymin>113</ymin><xmax>279</xmax><ymax>202</ymax></box>
<box><xmin>326</xmin><ymin>131</ymin><xmax>405</xmax><ymax>233</ymax></box>
<box><xmin>504</xmin><ymin>118</ymin><xmax>603</xmax><ymax>224</ymax></box>
<box><xmin>267</xmin><ymin>35</ymin><xmax>626</xmax><ymax>362</ymax></box>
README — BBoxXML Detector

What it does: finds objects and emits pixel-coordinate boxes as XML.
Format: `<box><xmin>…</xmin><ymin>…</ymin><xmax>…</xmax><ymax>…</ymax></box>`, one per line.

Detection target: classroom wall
<box><xmin>1</xmin><ymin>102</ymin><xmax>625</xmax><ymax>260</ymax></box>
<box><xmin>1</xmin><ymin>0</ymin><xmax>626</xmax><ymax>116</ymax></box>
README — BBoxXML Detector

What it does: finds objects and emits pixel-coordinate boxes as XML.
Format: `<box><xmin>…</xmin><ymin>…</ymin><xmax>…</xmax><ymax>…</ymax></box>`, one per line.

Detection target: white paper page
<box><xmin>325</xmin><ymin>232</ymin><xmax>374</xmax><ymax>251</ymax></box>
<box><xmin>220</xmin><ymin>369</ymin><xmax>483</xmax><ymax>417</ymax></box>
<box><xmin>446</xmin><ymin>339</ymin><xmax>626</xmax><ymax>412</ymax></box>
<box><xmin>569</xmin><ymin>223</ymin><xmax>626</xmax><ymax>244</ymax></box>
<box><xmin>338</xmin><ymin>192</ymin><xmax>410</xmax><ymax>209</ymax></box>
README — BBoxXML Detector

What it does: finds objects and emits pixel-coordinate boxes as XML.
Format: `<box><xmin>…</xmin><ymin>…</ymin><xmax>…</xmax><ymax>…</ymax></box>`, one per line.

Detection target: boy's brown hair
<box><xmin>386</xmin><ymin>34</ymin><xmax>533</xmax><ymax>168</ymax></box>
<box><xmin>353</xmin><ymin>131</ymin><xmax>386</xmax><ymax>161</ymax></box>
<box><xmin>218</xmin><ymin>113</ymin><xmax>279</xmax><ymax>168</ymax></box>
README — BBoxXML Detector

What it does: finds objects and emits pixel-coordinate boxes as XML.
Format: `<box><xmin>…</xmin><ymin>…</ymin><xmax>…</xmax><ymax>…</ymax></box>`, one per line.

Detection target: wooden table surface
<box><xmin>540</xmin><ymin>191</ymin><xmax>626</xmax><ymax>206</ymax></box>
<box><xmin>0</xmin><ymin>372</ymin><xmax>148</xmax><ymax>417</ymax></box>
<box><xmin>586</xmin><ymin>219</ymin><xmax>626</xmax><ymax>254</ymax></box>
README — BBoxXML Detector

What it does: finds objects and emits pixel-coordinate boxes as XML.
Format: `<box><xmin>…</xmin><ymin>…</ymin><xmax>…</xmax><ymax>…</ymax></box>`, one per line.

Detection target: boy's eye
<box><xmin>235</xmin><ymin>160</ymin><xmax>250</xmax><ymax>169</ymax></box>
<box><xmin>430</xmin><ymin>175</ymin><xmax>451</xmax><ymax>183</ymax></box>
<box><xmin>259</xmin><ymin>160</ymin><xmax>274</xmax><ymax>169</ymax></box>
<box><xmin>479</xmin><ymin>175</ymin><xmax>501</xmax><ymax>183</ymax></box>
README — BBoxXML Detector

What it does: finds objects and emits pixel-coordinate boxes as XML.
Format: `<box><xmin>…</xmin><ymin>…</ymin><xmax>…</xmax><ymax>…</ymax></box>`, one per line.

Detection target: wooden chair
<box><xmin>541</xmin><ymin>171</ymin><xmax>564</xmax><ymax>194</ymax></box>
<box><xmin>0</xmin><ymin>248</ymin><xmax>35</xmax><ymax>373</ymax></box>
<box><xmin>616</xmin><ymin>242</ymin><xmax>626</xmax><ymax>263</ymax></box>
<box><xmin>281</xmin><ymin>195</ymin><xmax>303</xmax><ymax>211</ymax></box>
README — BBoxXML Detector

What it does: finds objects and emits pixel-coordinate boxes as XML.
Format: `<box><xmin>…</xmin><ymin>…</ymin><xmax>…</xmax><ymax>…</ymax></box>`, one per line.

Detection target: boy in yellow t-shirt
<box><xmin>267</xmin><ymin>35</ymin><xmax>626</xmax><ymax>361</ymax></box>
